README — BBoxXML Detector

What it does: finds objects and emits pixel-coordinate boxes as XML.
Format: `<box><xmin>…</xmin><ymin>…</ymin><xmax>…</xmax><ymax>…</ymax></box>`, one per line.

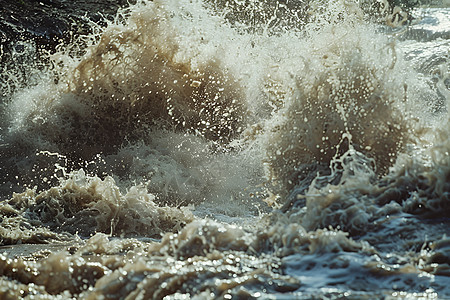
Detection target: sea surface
<box><xmin>0</xmin><ymin>0</ymin><xmax>449</xmax><ymax>299</ymax></box>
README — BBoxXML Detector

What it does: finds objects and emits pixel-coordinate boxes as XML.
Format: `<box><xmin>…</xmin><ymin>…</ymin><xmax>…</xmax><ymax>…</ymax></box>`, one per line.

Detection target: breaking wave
<box><xmin>0</xmin><ymin>0</ymin><xmax>448</xmax><ymax>298</ymax></box>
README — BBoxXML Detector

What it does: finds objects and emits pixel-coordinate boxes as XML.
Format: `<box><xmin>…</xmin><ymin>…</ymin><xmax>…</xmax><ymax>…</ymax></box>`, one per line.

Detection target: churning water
<box><xmin>0</xmin><ymin>0</ymin><xmax>449</xmax><ymax>298</ymax></box>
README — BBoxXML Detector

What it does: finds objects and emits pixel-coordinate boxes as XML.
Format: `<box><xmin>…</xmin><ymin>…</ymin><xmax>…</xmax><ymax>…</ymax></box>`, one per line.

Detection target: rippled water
<box><xmin>0</xmin><ymin>0</ymin><xmax>449</xmax><ymax>299</ymax></box>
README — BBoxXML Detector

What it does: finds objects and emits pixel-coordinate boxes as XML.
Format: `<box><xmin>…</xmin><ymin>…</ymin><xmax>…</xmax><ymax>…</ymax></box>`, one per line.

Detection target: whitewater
<box><xmin>0</xmin><ymin>0</ymin><xmax>449</xmax><ymax>298</ymax></box>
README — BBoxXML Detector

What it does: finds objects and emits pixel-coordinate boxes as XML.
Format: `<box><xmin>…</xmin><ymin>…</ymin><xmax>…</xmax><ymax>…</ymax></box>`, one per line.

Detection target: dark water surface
<box><xmin>0</xmin><ymin>0</ymin><xmax>449</xmax><ymax>299</ymax></box>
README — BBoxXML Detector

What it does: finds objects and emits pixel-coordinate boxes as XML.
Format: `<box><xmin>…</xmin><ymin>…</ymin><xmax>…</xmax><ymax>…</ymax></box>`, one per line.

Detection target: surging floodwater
<box><xmin>0</xmin><ymin>0</ymin><xmax>449</xmax><ymax>298</ymax></box>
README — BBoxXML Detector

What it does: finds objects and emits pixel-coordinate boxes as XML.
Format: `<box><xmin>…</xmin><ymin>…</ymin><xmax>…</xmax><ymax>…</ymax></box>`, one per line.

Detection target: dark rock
<box><xmin>0</xmin><ymin>0</ymin><xmax>134</xmax><ymax>64</ymax></box>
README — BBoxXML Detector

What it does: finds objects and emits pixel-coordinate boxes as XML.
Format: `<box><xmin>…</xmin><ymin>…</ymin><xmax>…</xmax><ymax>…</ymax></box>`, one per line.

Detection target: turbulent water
<box><xmin>0</xmin><ymin>0</ymin><xmax>449</xmax><ymax>298</ymax></box>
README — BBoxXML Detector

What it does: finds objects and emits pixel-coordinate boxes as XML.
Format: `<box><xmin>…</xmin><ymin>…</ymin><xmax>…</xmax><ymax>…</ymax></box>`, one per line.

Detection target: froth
<box><xmin>1</xmin><ymin>0</ymin><xmax>258</xmax><ymax>206</ymax></box>
<box><xmin>1</xmin><ymin>170</ymin><xmax>193</xmax><ymax>240</ymax></box>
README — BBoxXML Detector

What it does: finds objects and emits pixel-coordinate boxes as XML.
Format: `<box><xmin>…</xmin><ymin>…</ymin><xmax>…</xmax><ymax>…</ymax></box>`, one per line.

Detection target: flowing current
<box><xmin>0</xmin><ymin>0</ymin><xmax>449</xmax><ymax>298</ymax></box>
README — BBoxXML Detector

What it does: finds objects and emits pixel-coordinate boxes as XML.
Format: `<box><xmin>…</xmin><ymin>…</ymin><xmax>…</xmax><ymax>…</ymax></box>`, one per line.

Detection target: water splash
<box><xmin>0</xmin><ymin>0</ymin><xmax>449</xmax><ymax>298</ymax></box>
